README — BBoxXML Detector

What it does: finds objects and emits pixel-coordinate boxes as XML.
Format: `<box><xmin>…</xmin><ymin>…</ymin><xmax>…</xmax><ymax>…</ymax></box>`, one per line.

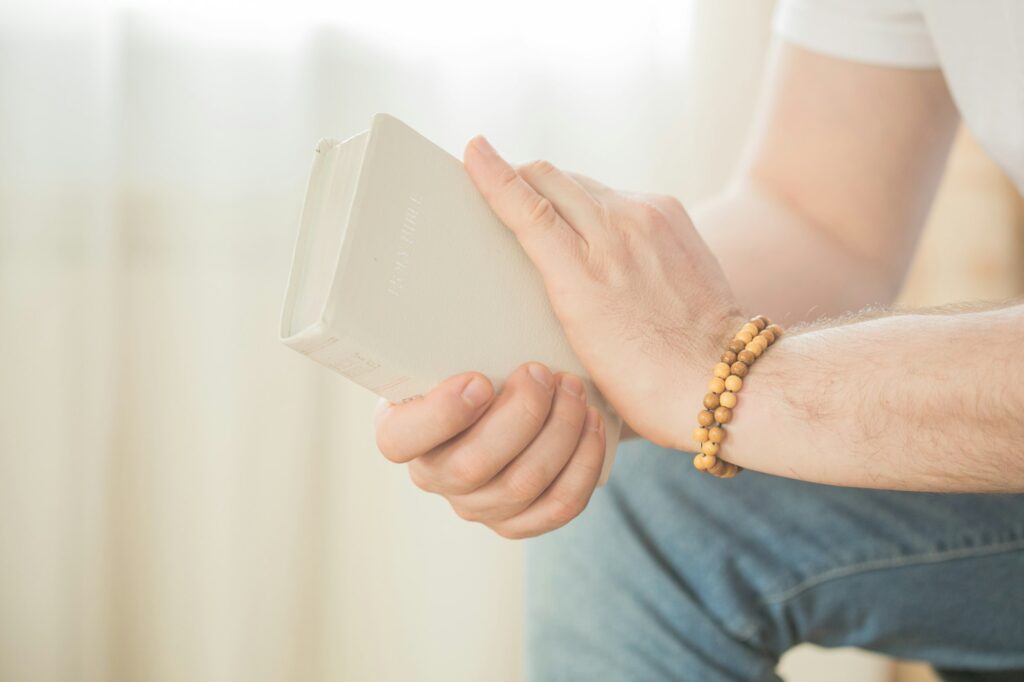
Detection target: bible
<box><xmin>279</xmin><ymin>113</ymin><xmax>622</xmax><ymax>484</ymax></box>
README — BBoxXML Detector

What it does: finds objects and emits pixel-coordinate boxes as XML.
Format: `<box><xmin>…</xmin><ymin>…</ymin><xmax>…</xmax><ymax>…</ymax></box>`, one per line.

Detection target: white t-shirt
<box><xmin>773</xmin><ymin>0</ymin><xmax>1024</xmax><ymax>193</ymax></box>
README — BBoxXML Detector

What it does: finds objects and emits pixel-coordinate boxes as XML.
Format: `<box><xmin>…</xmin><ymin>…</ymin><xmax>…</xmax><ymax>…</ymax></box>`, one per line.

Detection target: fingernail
<box><xmin>527</xmin><ymin>362</ymin><xmax>553</xmax><ymax>390</ymax></box>
<box><xmin>584</xmin><ymin>406</ymin><xmax>602</xmax><ymax>432</ymax></box>
<box><xmin>472</xmin><ymin>135</ymin><xmax>495</xmax><ymax>156</ymax></box>
<box><xmin>559</xmin><ymin>374</ymin><xmax>584</xmax><ymax>399</ymax></box>
<box><xmin>461</xmin><ymin>376</ymin><xmax>492</xmax><ymax>408</ymax></box>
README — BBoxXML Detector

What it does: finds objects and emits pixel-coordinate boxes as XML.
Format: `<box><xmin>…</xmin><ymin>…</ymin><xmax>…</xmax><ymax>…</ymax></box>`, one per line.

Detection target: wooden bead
<box><xmin>697</xmin><ymin>409</ymin><xmax>715</xmax><ymax>427</ymax></box>
<box><xmin>708</xmin><ymin>425</ymin><xmax>726</xmax><ymax>443</ymax></box>
<box><xmin>693</xmin><ymin>427</ymin><xmax>709</xmax><ymax>443</ymax></box>
<box><xmin>737</xmin><ymin>349</ymin><xmax>756</xmax><ymax>365</ymax></box>
<box><xmin>720</xmin><ymin>462</ymin><xmax>739</xmax><ymax>478</ymax></box>
<box><xmin>740</xmin><ymin>322</ymin><xmax>759</xmax><ymax>337</ymax></box>
<box><xmin>708</xmin><ymin>458</ymin><xmax>728</xmax><ymax>476</ymax></box>
<box><xmin>753</xmin><ymin>335</ymin><xmax>768</xmax><ymax>350</ymax></box>
<box><xmin>751</xmin><ymin>316</ymin><xmax>768</xmax><ymax>331</ymax></box>
<box><xmin>703</xmin><ymin>392</ymin><xmax>720</xmax><ymax>409</ymax></box>
<box><xmin>745</xmin><ymin>341</ymin><xmax>763</xmax><ymax>358</ymax></box>
<box><xmin>730</xmin><ymin>361</ymin><xmax>749</xmax><ymax>378</ymax></box>
<box><xmin>708</xmin><ymin>377</ymin><xmax>726</xmax><ymax>394</ymax></box>
<box><xmin>701</xmin><ymin>440</ymin><xmax>719</xmax><ymax>456</ymax></box>
<box><xmin>714</xmin><ymin>406</ymin><xmax>732</xmax><ymax>423</ymax></box>
<box><xmin>727</xmin><ymin>339</ymin><xmax>746</xmax><ymax>354</ymax></box>
<box><xmin>725</xmin><ymin>374</ymin><xmax>743</xmax><ymax>392</ymax></box>
<box><xmin>735</xmin><ymin>329</ymin><xmax>754</xmax><ymax>344</ymax></box>
<box><xmin>721</xmin><ymin>350</ymin><xmax>737</xmax><ymax>364</ymax></box>
<box><xmin>719</xmin><ymin>391</ymin><xmax>737</xmax><ymax>408</ymax></box>
<box><xmin>767</xmin><ymin>324</ymin><xmax>783</xmax><ymax>339</ymax></box>
<box><xmin>760</xmin><ymin>329</ymin><xmax>775</xmax><ymax>344</ymax></box>
<box><xmin>713</xmin><ymin>362</ymin><xmax>731</xmax><ymax>379</ymax></box>
<box><xmin>694</xmin><ymin>452</ymin><xmax>716</xmax><ymax>471</ymax></box>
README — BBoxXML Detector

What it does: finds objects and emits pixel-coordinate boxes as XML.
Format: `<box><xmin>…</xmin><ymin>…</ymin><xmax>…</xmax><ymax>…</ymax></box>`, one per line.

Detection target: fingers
<box><xmin>491</xmin><ymin>406</ymin><xmax>606</xmax><ymax>539</ymax></box>
<box><xmin>374</xmin><ymin>372</ymin><xmax>494</xmax><ymax>463</ymax></box>
<box><xmin>446</xmin><ymin>372</ymin><xmax>588</xmax><ymax>522</ymax></box>
<box><xmin>463</xmin><ymin>135</ymin><xmax>585</xmax><ymax>278</ymax></box>
<box><xmin>408</xmin><ymin>362</ymin><xmax>557</xmax><ymax>495</ymax></box>
<box><xmin>515</xmin><ymin>159</ymin><xmax>608</xmax><ymax>239</ymax></box>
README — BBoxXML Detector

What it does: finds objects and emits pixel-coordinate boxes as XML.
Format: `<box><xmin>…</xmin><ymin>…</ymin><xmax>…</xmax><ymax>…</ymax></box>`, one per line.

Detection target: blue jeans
<box><xmin>524</xmin><ymin>438</ymin><xmax>1024</xmax><ymax>681</ymax></box>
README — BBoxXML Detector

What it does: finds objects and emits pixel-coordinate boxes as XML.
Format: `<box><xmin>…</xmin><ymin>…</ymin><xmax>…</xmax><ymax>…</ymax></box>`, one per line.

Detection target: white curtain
<box><xmin>0</xmin><ymin>2</ymin><xmax>788</xmax><ymax>681</ymax></box>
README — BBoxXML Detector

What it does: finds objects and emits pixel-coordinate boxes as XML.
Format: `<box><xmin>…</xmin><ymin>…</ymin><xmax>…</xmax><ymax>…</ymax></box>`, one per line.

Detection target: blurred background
<box><xmin>1</xmin><ymin>1</ymin><xmax>1021</xmax><ymax>681</ymax></box>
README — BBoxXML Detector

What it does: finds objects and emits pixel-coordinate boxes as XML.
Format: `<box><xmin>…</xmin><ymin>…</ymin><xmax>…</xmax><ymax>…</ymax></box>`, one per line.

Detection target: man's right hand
<box><xmin>373</xmin><ymin>362</ymin><xmax>606</xmax><ymax>539</ymax></box>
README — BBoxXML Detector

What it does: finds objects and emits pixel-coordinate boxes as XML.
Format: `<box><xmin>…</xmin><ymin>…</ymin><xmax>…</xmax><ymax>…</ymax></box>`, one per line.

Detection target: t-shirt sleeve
<box><xmin>772</xmin><ymin>0</ymin><xmax>939</xmax><ymax>68</ymax></box>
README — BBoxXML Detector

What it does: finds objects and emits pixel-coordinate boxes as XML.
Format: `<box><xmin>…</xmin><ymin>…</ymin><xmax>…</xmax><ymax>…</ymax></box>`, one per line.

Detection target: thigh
<box><xmin>524</xmin><ymin>438</ymin><xmax>1024</xmax><ymax>682</ymax></box>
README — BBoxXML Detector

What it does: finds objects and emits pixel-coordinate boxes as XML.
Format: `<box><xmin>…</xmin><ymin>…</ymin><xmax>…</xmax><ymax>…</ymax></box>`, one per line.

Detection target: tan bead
<box><xmin>708</xmin><ymin>425</ymin><xmax>726</xmax><ymax>443</ymax></box>
<box><xmin>714</xmin><ymin>406</ymin><xmax>732</xmax><ymax>423</ymax></box>
<box><xmin>751</xmin><ymin>316</ymin><xmax>768</xmax><ymax>331</ymax></box>
<box><xmin>719</xmin><ymin>391</ymin><xmax>737</xmax><ymax>408</ymax></box>
<box><xmin>767</xmin><ymin>324</ymin><xmax>783</xmax><ymax>339</ymax></box>
<box><xmin>701</xmin><ymin>440</ymin><xmax>719</xmax><ymax>456</ymax></box>
<box><xmin>693</xmin><ymin>427</ymin><xmax>709</xmax><ymax>443</ymax></box>
<box><xmin>730</xmin><ymin>361</ymin><xmax>749</xmax><ymax>378</ymax></box>
<box><xmin>708</xmin><ymin>377</ymin><xmax>726</xmax><ymax>394</ymax></box>
<box><xmin>694</xmin><ymin>452</ymin><xmax>716</xmax><ymax>471</ymax></box>
<box><xmin>721</xmin><ymin>350</ymin><xmax>737</xmax><ymax>364</ymax></box>
<box><xmin>727</xmin><ymin>339</ymin><xmax>746</xmax><ymax>354</ymax></box>
<box><xmin>737</xmin><ymin>349</ymin><xmax>756</xmax><ymax>365</ymax></box>
<box><xmin>725</xmin><ymin>374</ymin><xmax>743</xmax><ymax>392</ymax></box>
<box><xmin>735</xmin><ymin>330</ymin><xmax>754</xmax><ymax>344</ymax></box>
<box><xmin>745</xmin><ymin>341</ymin><xmax>764</xmax><ymax>358</ymax></box>
<box><xmin>703</xmin><ymin>392</ymin><xmax>720</xmax><ymax>409</ymax></box>
<box><xmin>753</xmin><ymin>335</ymin><xmax>768</xmax><ymax>350</ymax></box>
<box><xmin>697</xmin><ymin>409</ymin><xmax>715</xmax><ymax>427</ymax></box>
<box><xmin>740</xmin><ymin>322</ymin><xmax>759</xmax><ymax>337</ymax></box>
<box><xmin>713</xmin><ymin>362</ymin><xmax>731</xmax><ymax>379</ymax></box>
<box><xmin>760</xmin><ymin>329</ymin><xmax>775</xmax><ymax>345</ymax></box>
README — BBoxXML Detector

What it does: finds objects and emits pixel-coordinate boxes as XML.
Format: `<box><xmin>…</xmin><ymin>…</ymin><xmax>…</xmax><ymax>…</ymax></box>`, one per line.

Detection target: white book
<box><xmin>279</xmin><ymin>113</ymin><xmax>622</xmax><ymax>484</ymax></box>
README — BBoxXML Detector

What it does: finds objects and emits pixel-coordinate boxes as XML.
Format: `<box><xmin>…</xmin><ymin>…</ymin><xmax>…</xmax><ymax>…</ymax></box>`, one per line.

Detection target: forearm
<box><xmin>691</xmin><ymin>180</ymin><xmax>902</xmax><ymax>326</ymax></box>
<box><xmin>720</xmin><ymin>302</ymin><xmax>1024</xmax><ymax>492</ymax></box>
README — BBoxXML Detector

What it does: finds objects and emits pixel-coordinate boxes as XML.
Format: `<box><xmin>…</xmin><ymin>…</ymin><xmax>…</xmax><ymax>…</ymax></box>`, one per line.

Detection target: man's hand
<box><xmin>462</xmin><ymin>136</ymin><xmax>746</xmax><ymax>451</ymax></box>
<box><xmin>374</xmin><ymin>362</ymin><xmax>606</xmax><ymax>538</ymax></box>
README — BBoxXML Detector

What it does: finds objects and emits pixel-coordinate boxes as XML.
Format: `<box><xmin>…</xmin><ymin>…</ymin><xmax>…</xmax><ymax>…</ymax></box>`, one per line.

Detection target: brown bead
<box><xmin>708</xmin><ymin>458</ymin><xmax>728</xmax><ymax>476</ymax></box>
<box><xmin>720</xmin><ymin>462</ymin><xmax>740</xmax><ymax>478</ymax></box>
<box><xmin>730</xmin><ymin>361</ymin><xmax>749</xmax><ymax>378</ymax></box>
<box><xmin>694</xmin><ymin>452</ymin><xmax>716</xmax><ymax>471</ymax></box>
<box><xmin>760</xmin><ymin>329</ymin><xmax>775</xmax><ymax>345</ymax></box>
<box><xmin>719</xmin><ymin>391</ymin><xmax>737</xmax><ymax>408</ymax></box>
<box><xmin>721</xmin><ymin>350</ymin><xmax>737</xmax><ymax>364</ymax></box>
<box><xmin>735</xmin><ymin>329</ymin><xmax>754</xmax><ymax>344</ymax></box>
<box><xmin>713</xmin><ymin>362</ymin><xmax>731</xmax><ymax>379</ymax></box>
<box><xmin>693</xmin><ymin>426</ymin><xmax>709</xmax><ymax>443</ymax></box>
<box><xmin>737</xmin><ymin>349</ymin><xmax>756</xmax><ymax>365</ymax></box>
<box><xmin>767</xmin><ymin>324</ymin><xmax>783</xmax><ymax>339</ymax></box>
<box><xmin>714</xmin><ymin>406</ymin><xmax>733</xmax><ymax>423</ymax></box>
<box><xmin>697</xmin><ymin>409</ymin><xmax>715</xmax><ymax>427</ymax></box>
<box><xmin>701</xmin><ymin>440</ymin><xmax>719</xmax><ymax>456</ymax></box>
<box><xmin>728</xmin><ymin>339</ymin><xmax>746</xmax><ymax>354</ymax></box>
<box><xmin>725</xmin><ymin>375</ymin><xmax>743</xmax><ymax>392</ymax></box>
<box><xmin>745</xmin><ymin>341</ymin><xmax>764</xmax><ymax>358</ymax></box>
<box><xmin>708</xmin><ymin>425</ymin><xmax>726</xmax><ymax>443</ymax></box>
<box><xmin>703</xmin><ymin>392</ymin><xmax>720</xmax><ymax>409</ymax></box>
<box><xmin>708</xmin><ymin>377</ymin><xmax>726</xmax><ymax>394</ymax></box>
<box><xmin>740</xmin><ymin>322</ymin><xmax>759</xmax><ymax>337</ymax></box>
<box><xmin>751</xmin><ymin>316</ymin><xmax>768</xmax><ymax>331</ymax></box>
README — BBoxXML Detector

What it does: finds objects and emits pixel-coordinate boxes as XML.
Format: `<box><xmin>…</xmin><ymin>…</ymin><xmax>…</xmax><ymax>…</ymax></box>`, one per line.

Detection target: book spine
<box><xmin>287</xmin><ymin>329</ymin><xmax>420</xmax><ymax>399</ymax></box>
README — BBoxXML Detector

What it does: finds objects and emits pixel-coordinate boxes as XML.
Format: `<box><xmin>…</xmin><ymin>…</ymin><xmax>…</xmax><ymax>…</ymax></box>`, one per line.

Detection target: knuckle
<box><xmin>546</xmin><ymin>490</ymin><xmax>588</xmax><ymax>528</ymax></box>
<box><xmin>528</xmin><ymin>195</ymin><xmax>559</xmax><ymax>229</ymax></box>
<box><xmin>497</xmin><ymin>167</ymin><xmax>520</xmax><ymax>190</ymax></box>
<box><xmin>637</xmin><ymin>201</ymin><xmax>670</xmax><ymax>230</ymax></box>
<box><xmin>516</xmin><ymin>392</ymin><xmax>551</xmax><ymax>433</ymax></box>
<box><xmin>524</xmin><ymin>158</ymin><xmax>556</xmax><ymax>177</ymax></box>
<box><xmin>451</xmin><ymin>501</ymin><xmax>483</xmax><ymax>523</ymax></box>
<box><xmin>447</xmin><ymin>454</ymin><xmax>490</xmax><ymax>493</ymax></box>
<box><xmin>504</xmin><ymin>466</ymin><xmax>548</xmax><ymax>504</ymax></box>
<box><xmin>656</xmin><ymin>193</ymin><xmax>686</xmax><ymax>215</ymax></box>
<box><xmin>407</xmin><ymin>462</ymin><xmax>434</xmax><ymax>492</ymax></box>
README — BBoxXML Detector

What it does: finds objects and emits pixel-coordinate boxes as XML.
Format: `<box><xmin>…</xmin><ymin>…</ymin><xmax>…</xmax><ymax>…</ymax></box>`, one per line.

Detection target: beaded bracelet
<box><xmin>692</xmin><ymin>315</ymin><xmax>783</xmax><ymax>478</ymax></box>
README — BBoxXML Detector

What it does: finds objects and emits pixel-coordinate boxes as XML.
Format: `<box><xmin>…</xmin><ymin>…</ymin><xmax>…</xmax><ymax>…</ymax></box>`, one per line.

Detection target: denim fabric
<box><xmin>524</xmin><ymin>438</ymin><xmax>1024</xmax><ymax>681</ymax></box>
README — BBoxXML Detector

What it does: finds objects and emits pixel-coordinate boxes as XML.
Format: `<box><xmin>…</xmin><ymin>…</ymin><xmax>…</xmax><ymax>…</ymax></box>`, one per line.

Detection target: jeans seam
<box><xmin>759</xmin><ymin>535</ymin><xmax>1024</xmax><ymax>606</ymax></box>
